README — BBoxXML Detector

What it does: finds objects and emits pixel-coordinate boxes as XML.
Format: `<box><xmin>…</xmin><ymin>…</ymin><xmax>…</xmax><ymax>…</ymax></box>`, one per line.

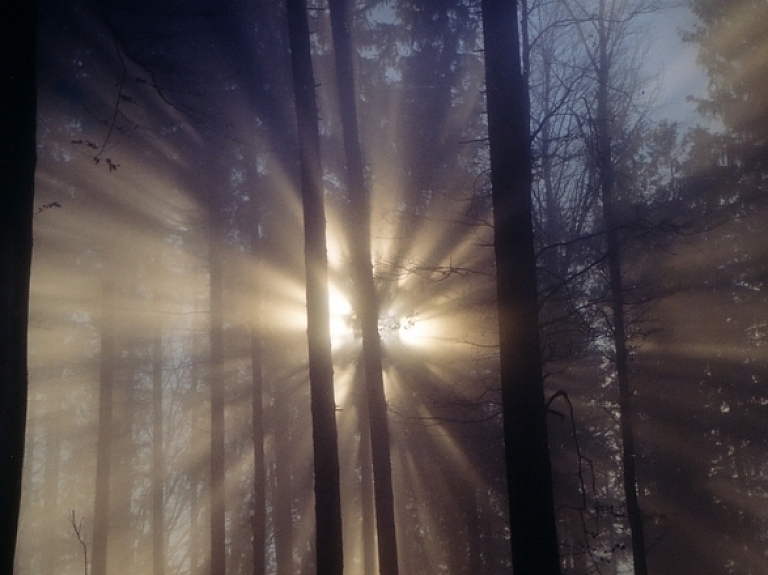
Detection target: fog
<box><xmin>17</xmin><ymin>1</ymin><xmax>768</xmax><ymax>574</ymax></box>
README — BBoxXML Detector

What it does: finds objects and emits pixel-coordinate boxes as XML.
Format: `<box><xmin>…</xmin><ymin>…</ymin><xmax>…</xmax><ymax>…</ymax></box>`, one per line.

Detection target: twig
<box><xmin>68</xmin><ymin>510</ymin><xmax>89</xmax><ymax>575</ymax></box>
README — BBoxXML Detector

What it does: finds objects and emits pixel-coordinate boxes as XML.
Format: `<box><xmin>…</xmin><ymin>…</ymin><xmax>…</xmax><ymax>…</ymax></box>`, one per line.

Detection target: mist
<box><xmin>12</xmin><ymin>0</ymin><xmax>768</xmax><ymax>574</ymax></box>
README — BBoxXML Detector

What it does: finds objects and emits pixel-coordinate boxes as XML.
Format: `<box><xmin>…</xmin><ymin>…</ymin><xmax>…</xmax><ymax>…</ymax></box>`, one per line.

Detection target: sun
<box><xmin>328</xmin><ymin>284</ymin><xmax>355</xmax><ymax>345</ymax></box>
<box><xmin>328</xmin><ymin>284</ymin><xmax>432</xmax><ymax>349</ymax></box>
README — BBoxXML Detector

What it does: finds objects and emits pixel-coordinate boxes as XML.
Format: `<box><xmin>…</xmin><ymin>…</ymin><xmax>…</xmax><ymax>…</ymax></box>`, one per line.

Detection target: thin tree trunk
<box><xmin>113</xmin><ymin>348</ymin><xmax>138</xmax><ymax>571</ymax></box>
<box><xmin>285</xmin><ymin>1</ymin><xmax>344</xmax><ymax>573</ymax></box>
<box><xmin>356</xmin><ymin>379</ymin><xmax>377</xmax><ymax>575</ymax></box>
<box><xmin>481</xmin><ymin>1</ymin><xmax>561</xmax><ymax>573</ymax></box>
<box><xmin>595</xmin><ymin>5</ymin><xmax>647</xmax><ymax>573</ymax></box>
<box><xmin>209</xmin><ymin>190</ymin><xmax>226</xmax><ymax>575</ymax></box>
<box><xmin>42</xmin><ymin>407</ymin><xmax>62</xmax><ymax>575</ymax></box>
<box><xmin>540</xmin><ymin>53</ymin><xmax>561</xmax><ymax>253</ymax></box>
<box><xmin>273</xmin><ymin>376</ymin><xmax>293</xmax><ymax>575</ymax></box>
<box><xmin>327</xmin><ymin>1</ymin><xmax>399</xmax><ymax>574</ymax></box>
<box><xmin>189</xmin><ymin>321</ymin><xmax>204</xmax><ymax>575</ymax></box>
<box><xmin>465</xmin><ymin>487</ymin><xmax>482</xmax><ymax>575</ymax></box>
<box><xmin>250</xmin><ymin>221</ymin><xmax>266</xmax><ymax>575</ymax></box>
<box><xmin>92</xmin><ymin>276</ymin><xmax>116</xmax><ymax>575</ymax></box>
<box><xmin>190</xmin><ymin>479</ymin><xmax>201</xmax><ymax>574</ymax></box>
<box><xmin>0</xmin><ymin>3</ymin><xmax>36</xmax><ymax>572</ymax></box>
<box><xmin>152</xmin><ymin>297</ymin><xmax>165</xmax><ymax>575</ymax></box>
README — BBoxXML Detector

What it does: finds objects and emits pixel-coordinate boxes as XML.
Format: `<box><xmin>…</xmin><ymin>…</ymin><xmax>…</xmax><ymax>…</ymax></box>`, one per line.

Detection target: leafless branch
<box><xmin>68</xmin><ymin>510</ymin><xmax>89</xmax><ymax>575</ymax></box>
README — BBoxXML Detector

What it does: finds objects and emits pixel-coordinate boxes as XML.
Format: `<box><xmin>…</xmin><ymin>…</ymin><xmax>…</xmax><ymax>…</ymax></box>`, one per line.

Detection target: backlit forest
<box><xmin>7</xmin><ymin>0</ymin><xmax>768</xmax><ymax>574</ymax></box>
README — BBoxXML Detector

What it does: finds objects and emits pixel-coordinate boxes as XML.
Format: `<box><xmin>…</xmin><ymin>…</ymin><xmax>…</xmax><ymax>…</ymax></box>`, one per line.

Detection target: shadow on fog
<box><xmin>544</xmin><ymin>199</ymin><xmax>768</xmax><ymax>573</ymax></box>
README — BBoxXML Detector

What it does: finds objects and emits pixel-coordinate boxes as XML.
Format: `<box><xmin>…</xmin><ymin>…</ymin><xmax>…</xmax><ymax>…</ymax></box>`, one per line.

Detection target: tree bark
<box><xmin>285</xmin><ymin>1</ymin><xmax>344</xmax><ymax>573</ymax></box>
<box><xmin>481</xmin><ymin>1</ymin><xmax>561</xmax><ymax>573</ymax></box>
<box><xmin>327</xmin><ymin>1</ymin><xmax>400</xmax><ymax>574</ymax></box>
<box><xmin>0</xmin><ymin>3</ymin><xmax>36</xmax><ymax>572</ymax></box>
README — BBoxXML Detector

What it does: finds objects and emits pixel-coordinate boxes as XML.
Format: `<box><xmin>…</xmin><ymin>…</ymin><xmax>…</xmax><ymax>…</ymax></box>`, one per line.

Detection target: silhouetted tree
<box><xmin>328</xmin><ymin>1</ymin><xmax>400</xmax><ymax>574</ymax></box>
<box><xmin>0</xmin><ymin>3</ymin><xmax>36</xmax><ymax>572</ymax></box>
<box><xmin>481</xmin><ymin>0</ymin><xmax>561</xmax><ymax>573</ymax></box>
<box><xmin>286</xmin><ymin>0</ymin><xmax>344</xmax><ymax>573</ymax></box>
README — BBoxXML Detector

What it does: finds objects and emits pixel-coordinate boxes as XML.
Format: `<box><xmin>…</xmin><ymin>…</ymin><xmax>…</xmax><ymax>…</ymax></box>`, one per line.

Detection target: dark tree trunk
<box><xmin>327</xmin><ymin>1</ymin><xmax>400</xmax><ymax>574</ymax></box>
<box><xmin>92</xmin><ymin>277</ymin><xmax>116</xmax><ymax>575</ymax></box>
<box><xmin>0</xmin><ymin>3</ymin><xmax>36</xmax><ymax>572</ymax></box>
<box><xmin>285</xmin><ymin>0</ymin><xmax>344</xmax><ymax>573</ymax></box>
<box><xmin>481</xmin><ymin>1</ymin><xmax>561</xmax><ymax>573</ymax></box>
<box><xmin>595</xmin><ymin>5</ymin><xmax>647</xmax><ymax>573</ymax></box>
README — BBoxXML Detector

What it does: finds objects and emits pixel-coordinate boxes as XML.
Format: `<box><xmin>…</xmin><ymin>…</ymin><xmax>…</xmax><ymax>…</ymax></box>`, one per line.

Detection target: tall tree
<box><xmin>561</xmin><ymin>0</ymin><xmax>653</xmax><ymax>569</ymax></box>
<box><xmin>42</xmin><ymin>401</ymin><xmax>62</xmax><ymax>575</ymax></box>
<box><xmin>92</xmin><ymin>274</ymin><xmax>116</xmax><ymax>575</ymax></box>
<box><xmin>272</xmin><ymin>370</ymin><xmax>294</xmax><ymax>575</ymax></box>
<box><xmin>152</xmin><ymin>291</ymin><xmax>165</xmax><ymax>575</ymax></box>
<box><xmin>250</xmin><ymin>311</ymin><xmax>266</xmax><ymax>575</ymax></box>
<box><xmin>208</xmin><ymin>171</ymin><xmax>227</xmax><ymax>575</ymax></box>
<box><xmin>594</xmin><ymin>3</ymin><xmax>648</xmax><ymax>571</ymax></box>
<box><xmin>248</xmin><ymin>185</ymin><xmax>266</xmax><ymax>575</ymax></box>
<box><xmin>481</xmin><ymin>1</ymin><xmax>561</xmax><ymax>573</ymax></box>
<box><xmin>328</xmin><ymin>1</ymin><xmax>400</xmax><ymax>574</ymax></box>
<box><xmin>285</xmin><ymin>1</ymin><xmax>344</xmax><ymax>574</ymax></box>
<box><xmin>0</xmin><ymin>3</ymin><xmax>36</xmax><ymax>572</ymax></box>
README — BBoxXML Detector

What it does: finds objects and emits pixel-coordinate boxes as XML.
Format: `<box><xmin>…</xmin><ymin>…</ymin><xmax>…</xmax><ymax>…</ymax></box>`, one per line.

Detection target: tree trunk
<box><xmin>92</xmin><ymin>276</ymin><xmax>116</xmax><ymax>575</ymax></box>
<box><xmin>285</xmin><ymin>1</ymin><xmax>344</xmax><ymax>574</ymax></box>
<box><xmin>595</xmin><ymin>4</ymin><xmax>647</xmax><ymax>573</ymax></box>
<box><xmin>356</xmin><ymin>377</ymin><xmax>377</xmax><ymax>575</ymax></box>
<box><xmin>250</xmin><ymin>221</ymin><xmax>266</xmax><ymax>575</ymax></box>
<box><xmin>189</xmin><ymin>324</ymin><xmax>204</xmax><ymax>575</ymax></box>
<box><xmin>0</xmin><ymin>3</ymin><xmax>36</xmax><ymax>572</ymax></box>
<box><xmin>327</xmin><ymin>1</ymin><xmax>399</xmax><ymax>574</ymax></box>
<box><xmin>273</xmin><ymin>374</ymin><xmax>294</xmax><ymax>575</ymax></box>
<box><xmin>152</xmin><ymin>298</ymin><xmax>165</xmax><ymax>575</ymax></box>
<box><xmin>209</xmin><ymin>189</ymin><xmax>226</xmax><ymax>575</ymax></box>
<box><xmin>42</xmin><ymin>406</ymin><xmax>62</xmax><ymax>575</ymax></box>
<box><xmin>113</xmin><ymin>347</ymin><xmax>138</xmax><ymax>572</ymax></box>
<box><xmin>464</xmin><ymin>487</ymin><xmax>479</xmax><ymax>575</ymax></box>
<box><xmin>481</xmin><ymin>1</ymin><xmax>561</xmax><ymax>573</ymax></box>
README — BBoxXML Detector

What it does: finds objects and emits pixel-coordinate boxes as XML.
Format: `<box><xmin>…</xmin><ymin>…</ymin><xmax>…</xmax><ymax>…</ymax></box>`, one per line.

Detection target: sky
<box><xmin>643</xmin><ymin>4</ymin><xmax>711</xmax><ymax>126</ymax></box>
